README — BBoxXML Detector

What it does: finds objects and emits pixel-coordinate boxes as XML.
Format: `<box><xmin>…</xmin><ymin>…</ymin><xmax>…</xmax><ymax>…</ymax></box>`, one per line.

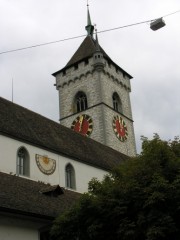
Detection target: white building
<box><xmin>0</xmin><ymin>7</ymin><xmax>136</xmax><ymax>240</ymax></box>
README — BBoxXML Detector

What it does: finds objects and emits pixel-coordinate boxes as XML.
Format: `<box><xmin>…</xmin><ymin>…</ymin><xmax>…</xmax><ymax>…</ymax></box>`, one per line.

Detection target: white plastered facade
<box><xmin>0</xmin><ymin>134</ymin><xmax>107</xmax><ymax>194</ymax></box>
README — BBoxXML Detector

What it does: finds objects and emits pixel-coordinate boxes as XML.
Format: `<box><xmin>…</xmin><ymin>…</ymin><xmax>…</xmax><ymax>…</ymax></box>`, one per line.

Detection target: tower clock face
<box><xmin>71</xmin><ymin>114</ymin><xmax>93</xmax><ymax>137</ymax></box>
<box><xmin>112</xmin><ymin>115</ymin><xmax>128</xmax><ymax>142</ymax></box>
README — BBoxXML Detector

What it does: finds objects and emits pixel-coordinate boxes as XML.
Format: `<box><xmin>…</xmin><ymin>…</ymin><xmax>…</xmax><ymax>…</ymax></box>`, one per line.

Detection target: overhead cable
<box><xmin>0</xmin><ymin>9</ymin><xmax>180</xmax><ymax>55</ymax></box>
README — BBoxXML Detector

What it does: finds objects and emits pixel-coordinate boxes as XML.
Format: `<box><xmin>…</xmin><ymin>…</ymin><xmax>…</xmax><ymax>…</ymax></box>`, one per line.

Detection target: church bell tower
<box><xmin>53</xmin><ymin>6</ymin><xmax>136</xmax><ymax>157</ymax></box>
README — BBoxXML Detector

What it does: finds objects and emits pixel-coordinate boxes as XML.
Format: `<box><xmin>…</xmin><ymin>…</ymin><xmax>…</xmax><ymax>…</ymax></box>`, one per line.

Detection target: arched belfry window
<box><xmin>17</xmin><ymin>147</ymin><xmax>30</xmax><ymax>177</ymax></box>
<box><xmin>65</xmin><ymin>164</ymin><xmax>76</xmax><ymax>190</ymax></box>
<box><xmin>75</xmin><ymin>91</ymin><xmax>88</xmax><ymax>113</ymax></box>
<box><xmin>112</xmin><ymin>92</ymin><xmax>122</xmax><ymax>113</ymax></box>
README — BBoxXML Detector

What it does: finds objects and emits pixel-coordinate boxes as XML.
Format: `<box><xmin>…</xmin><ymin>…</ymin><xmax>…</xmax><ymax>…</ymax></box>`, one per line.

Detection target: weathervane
<box><xmin>87</xmin><ymin>0</ymin><xmax>89</xmax><ymax>7</ymax></box>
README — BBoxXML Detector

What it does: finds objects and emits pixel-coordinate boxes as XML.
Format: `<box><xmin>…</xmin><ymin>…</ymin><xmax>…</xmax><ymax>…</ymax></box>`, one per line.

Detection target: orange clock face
<box><xmin>71</xmin><ymin>114</ymin><xmax>93</xmax><ymax>137</ymax></box>
<box><xmin>112</xmin><ymin>115</ymin><xmax>128</xmax><ymax>142</ymax></box>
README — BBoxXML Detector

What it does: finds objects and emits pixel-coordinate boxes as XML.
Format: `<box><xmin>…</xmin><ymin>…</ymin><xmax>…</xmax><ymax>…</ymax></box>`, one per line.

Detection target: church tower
<box><xmin>53</xmin><ymin>7</ymin><xmax>136</xmax><ymax>157</ymax></box>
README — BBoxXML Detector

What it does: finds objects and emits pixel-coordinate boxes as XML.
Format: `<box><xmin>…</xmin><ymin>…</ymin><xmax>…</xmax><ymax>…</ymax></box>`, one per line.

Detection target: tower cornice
<box><xmin>56</xmin><ymin>68</ymin><xmax>131</xmax><ymax>91</ymax></box>
<box><xmin>60</xmin><ymin>102</ymin><xmax>134</xmax><ymax>123</ymax></box>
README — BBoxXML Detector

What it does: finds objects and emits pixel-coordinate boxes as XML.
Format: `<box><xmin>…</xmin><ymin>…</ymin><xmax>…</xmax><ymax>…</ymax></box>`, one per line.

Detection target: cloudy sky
<box><xmin>0</xmin><ymin>0</ymin><xmax>180</xmax><ymax>153</ymax></box>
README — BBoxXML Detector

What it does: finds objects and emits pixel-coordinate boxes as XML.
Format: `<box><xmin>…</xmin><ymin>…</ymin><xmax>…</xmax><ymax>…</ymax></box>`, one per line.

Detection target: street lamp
<box><xmin>150</xmin><ymin>18</ymin><xmax>166</xmax><ymax>31</ymax></box>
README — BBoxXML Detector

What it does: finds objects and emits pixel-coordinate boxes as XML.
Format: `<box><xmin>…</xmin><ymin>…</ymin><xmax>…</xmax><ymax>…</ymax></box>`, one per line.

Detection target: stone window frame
<box><xmin>16</xmin><ymin>147</ymin><xmax>30</xmax><ymax>177</ymax></box>
<box><xmin>74</xmin><ymin>91</ymin><xmax>88</xmax><ymax>113</ymax></box>
<box><xmin>112</xmin><ymin>92</ymin><xmax>123</xmax><ymax>113</ymax></box>
<box><xmin>65</xmin><ymin>163</ymin><xmax>76</xmax><ymax>190</ymax></box>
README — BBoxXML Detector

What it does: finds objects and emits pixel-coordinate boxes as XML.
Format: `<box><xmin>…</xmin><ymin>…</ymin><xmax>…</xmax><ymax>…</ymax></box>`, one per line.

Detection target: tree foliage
<box><xmin>51</xmin><ymin>135</ymin><xmax>180</xmax><ymax>240</ymax></box>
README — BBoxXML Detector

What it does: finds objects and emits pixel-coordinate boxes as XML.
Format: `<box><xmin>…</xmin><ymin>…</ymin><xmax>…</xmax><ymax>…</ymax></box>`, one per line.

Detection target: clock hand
<box><xmin>79</xmin><ymin>115</ymin><xmax>84</xmax><ymax>132</ymax></box>
<box><xmin>118</xmin><ymin>117</ymin><xmax>123</xmax><ymax>132</ymax></box>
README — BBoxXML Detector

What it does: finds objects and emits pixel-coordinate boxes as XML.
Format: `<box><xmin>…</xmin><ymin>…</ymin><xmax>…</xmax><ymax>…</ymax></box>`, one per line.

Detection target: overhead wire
<box><xmin>162</xmin><ymin>9</ymin><xmax>180</xmax><ymax>18</ymax></box>
<box><xmin>0</xmin><ymin>9</ymin><xmax>180</xmax><ymax>56</ymax></box>
<box><xmin>0</xmin><ymin>19</ymin><xmax>154</xmax><ymax>55</ymax></box>
<box><xmin>97</xmin><ymin>19</ymin><xmax>153</xmax><ymax>34</ymax></box>
<box><xmin>0</xmin><ymin>34</ymin><xmax>86</xmax><ymax>55</ymax></box>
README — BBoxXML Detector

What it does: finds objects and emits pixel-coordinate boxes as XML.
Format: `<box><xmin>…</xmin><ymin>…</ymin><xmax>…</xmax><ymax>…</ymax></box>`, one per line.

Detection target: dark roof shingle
<box><xmin>0</xmin><ymin>97</ymin><xmax>129</xmax><ymax>171</ymax></box>
<box><xmin>0</xmin><ymin>172</ymin><xmax>80</xmax><ymax>218</ymax></box>
<box><xmin>65</xmin><ymin>36</ymin><xmax>110</xmax><ymax>67</ymax></box>
<box><xmin>52</xmin><ymin>36</ymin><xmax>132</xmax><ymax>79</ymax></box>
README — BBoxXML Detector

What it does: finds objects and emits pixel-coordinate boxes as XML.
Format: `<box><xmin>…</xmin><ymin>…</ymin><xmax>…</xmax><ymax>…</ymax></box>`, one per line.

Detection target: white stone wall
<box><xmin>56</xmin><ymin>58</ymin><xmax>132</xmax><ymax>120</ymax></box>
<box><xmin>102</xmin><ymin>105</ymin><xmax>136</xmax><ymax>156</ymax></box>
<box><xmin>0</xmin><ymin>135</ymin><xmax>107</xmax><ymax>193</ymax></box>
<box><xmin>57</xmin><ymin>59</ymin><xmax>101</xmax><ymax>119</ymax></box>
<box><xmin>100</xmin><ymin>70</ymin><xmax>132</xmax><ymax>119</ymax></box>
<box><xmin>55</xmin><ymin>56</ymin><xmax>136</xmax><ymax>156</ymax></box>
<box><xmin>0</xmin><ymin>215</ymin><xmax>39</xmax><ymax>240</ymax></box>
<box><xmin>0</xmin><ymin>214</ymin><xmax>53</xmax><ymax>240</ymax></box>
<box><xmin>61</xmin><ymin>105</ymin><xmax>136</xmax><ymax>156</ymax></box>
<box><xmin>60</xmin><ymin>106</ymin><xmax>106</xmax><ymax>144</ymax></box>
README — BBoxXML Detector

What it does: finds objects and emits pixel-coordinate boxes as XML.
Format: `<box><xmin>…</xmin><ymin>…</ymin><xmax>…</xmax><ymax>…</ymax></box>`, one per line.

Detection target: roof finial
<box><xmin>85</xmin><ymin>1</ymin><xmax>94</xmax><ymax>37</ymax></box>
<box><xmin>94</xmin><ymin>25</ymin><xmax>100</xmax><ymax>52</ymax></box>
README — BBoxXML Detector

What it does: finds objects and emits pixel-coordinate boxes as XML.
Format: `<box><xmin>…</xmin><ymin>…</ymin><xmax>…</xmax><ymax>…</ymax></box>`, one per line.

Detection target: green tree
<box><xmin>51</xmin><ymin>135</ymin><xmax>180</xmax><ymax>240</ymax></box>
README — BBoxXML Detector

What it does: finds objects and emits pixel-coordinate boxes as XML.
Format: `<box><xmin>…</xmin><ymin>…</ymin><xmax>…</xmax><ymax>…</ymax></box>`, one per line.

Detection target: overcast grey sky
<box><xmin>0</xmin><ymin>0</ymin><xmax>180</xmax><ymax>153</ymax></box>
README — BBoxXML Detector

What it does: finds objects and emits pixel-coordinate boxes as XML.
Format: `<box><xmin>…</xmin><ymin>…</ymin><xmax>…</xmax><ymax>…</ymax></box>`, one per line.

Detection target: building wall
<box><xmin>102</xmin><ymin>105</ymin><xmax>136</xmax><ymax>156</ymax></box>
<box><xmin>57</xmin><ymin>58</ymin><xmax>101</xmax><ymax>119</ymax></box>
<box><xmin>60</xmin><ymin>106</ymin><xmax>106</xmax><ymax>145</ymax></box>
<box><xmin>0</xmin><ymin>216</ymin><xmax>39</xmax><ymax>240</ymax></box>
<box><xmin>56</xmin><ymin>58</ymin><xmax>132</xmax><ymax>120</ymax></box>
<box><xmin>55</xmin><ymin>56</ymin><xmax>136</xmax><ymax>156</ymax></box>
<box><xmin>100</xmin><ymin>65</ymin><xmax>132</xmax><ymax>119</ymax></box>
<box><xmin>0</xmin><ymin>214</ymin><xmax>52</xmax><ymax>240</ymax></box>
<box><xmin>0</xmin><ymin>134</ymin><xmax>108</xmax><ymax>193</ymax></box>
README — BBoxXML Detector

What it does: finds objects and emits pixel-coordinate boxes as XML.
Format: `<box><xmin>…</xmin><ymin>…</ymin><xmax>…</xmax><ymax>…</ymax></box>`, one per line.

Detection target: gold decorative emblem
<box><xmin>112</xmin><ymin>115</ymin><xmax>128</xmax><ymax>142</ymax></box>
<box><xmin>36</xmin><ymin>154</ymin><xmax>56</xmax><ymax>175</ymax></box>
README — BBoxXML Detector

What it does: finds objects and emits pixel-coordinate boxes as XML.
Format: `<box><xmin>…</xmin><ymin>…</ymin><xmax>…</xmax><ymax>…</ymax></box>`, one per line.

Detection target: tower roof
<box><xmin>66</xmin><ymin>35</ymin><xmax>109</xmax><ymax>67</ymax></box>
<box><xmin>52</xmin><ymin>5</ymin><xmax>132</xmax><ymax>79</ymax></box>
<box><xmin>52</xmin><ymin>35</ymin><xmax>132</xmax><ymax>79</ymax></box>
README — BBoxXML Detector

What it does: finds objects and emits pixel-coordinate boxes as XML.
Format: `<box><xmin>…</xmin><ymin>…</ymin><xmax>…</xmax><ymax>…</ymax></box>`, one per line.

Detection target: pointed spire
<box><xmin>87</xmin><ymin>4</ymin><xmax>92</xmax><ymax>25</ymax></box>
<box><xmin>95</xmin><ymin>27</ymin><xmax>100</xmax><ymax>52</ymax></box>
<box><xmin>93</xmin><ymin>26</ymin><xmax>105</xmax><ymax>71</ymax></box>
<box><xmin>85</xmin><ymin>2</ymin><xmax>94</xmax><ymax>37</ymax></box>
